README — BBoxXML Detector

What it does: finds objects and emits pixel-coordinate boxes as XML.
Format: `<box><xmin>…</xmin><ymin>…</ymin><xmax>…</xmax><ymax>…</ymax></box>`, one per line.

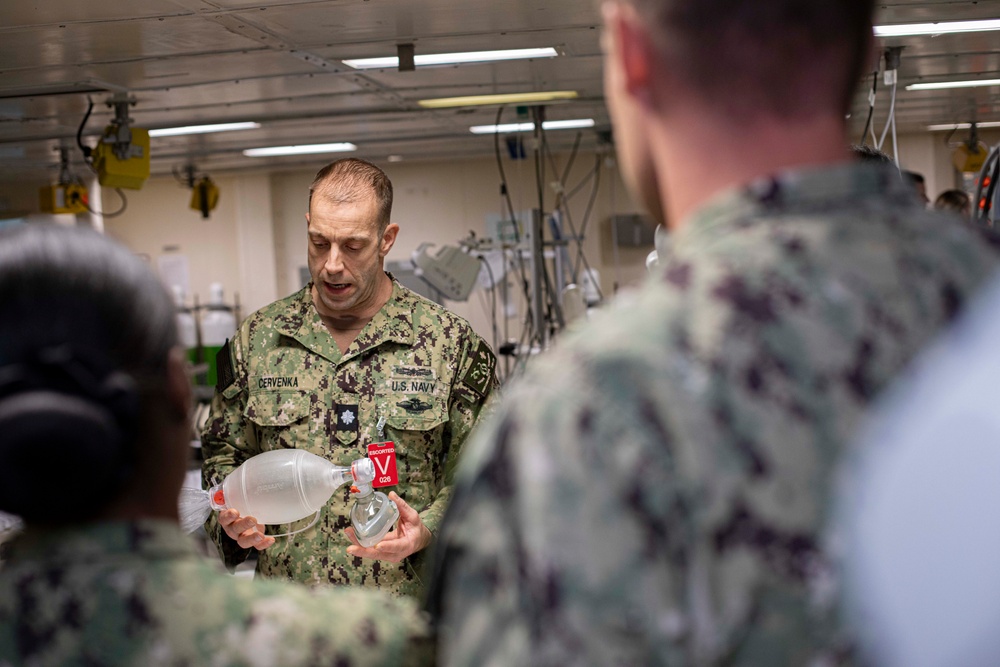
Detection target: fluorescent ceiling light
<box><xmin>927</xmin><ymin>121</ymin><xmax>1000</xmax><ymax>131</ymax></box>
<box><xmin>344</xmin><ymin>47</ymin><xmax>558</xmax><ymax>70</ymax></box>
<box><xmin>471</xmin><ymin>122</ymin><xmax>534</xmax><ymax>134</ymax></box>
<box><xmin>469</xmin><ymin>118</ymin><xmax>595</xmax><ymax>134</ymax></box>
<box><xmin>148</xmin><ymin>121</ymin><xmax>260</xmax><ymax>137</ymax></box>
<box><xmin>906</xmin><ymin>78</ymin><xmax>1000</xmax><ymax>91</ymax></box>
<box><xmin>243</xmin><ymin>142</ymin><xmax>357</xmax><ymax>157</ymax></box>
<box><xmin>543</xmin><ymin>119</ymin><xmax>596</xmax><ymax>130</ymax></box>
<box><xmin>419</xmin><ymin>90</ymin><xmax>578</xmax><ymax>109</ymax></box>
<box><xmin>874</xmin><ymin>19</ymin><xmax>1000</xmax><ymax>37</ymax></box>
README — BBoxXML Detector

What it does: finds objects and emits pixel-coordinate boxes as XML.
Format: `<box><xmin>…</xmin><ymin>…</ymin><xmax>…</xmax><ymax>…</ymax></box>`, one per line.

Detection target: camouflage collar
<box><xmin>350</xmin><ymin>279</ymin><xmax>417</xmax><ymax>353</ymax></box>
<box><xmin>5</xmin><ymin>519</ymin><xmax>198</xmax><ymax>563</ymax></box>
<box><xmin>677</xmin><ymin>162</ymin><xmax>918</xmax><ymax>245</ymax></box>
<box><xmin>276</xmin><ymin>279</ymin><xmax>415</xmax><ymax>363</ymax></box>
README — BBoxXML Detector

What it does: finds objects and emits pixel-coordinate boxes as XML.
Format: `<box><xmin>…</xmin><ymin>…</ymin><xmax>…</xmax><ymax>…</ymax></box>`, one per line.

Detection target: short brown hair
<box><xmin>309</xmin><ymin>158</ymin><xmax>393</xmax><ymax>231</ymax></box>
<box><xmin>934</xmin><ymin>189</ymin><xmax>971</xmax><ymax>215</ymax></box>
<box><xmin>625</xmin><ymin>0</ymin><xmax>875</xmax><ymax>119</ymax></box>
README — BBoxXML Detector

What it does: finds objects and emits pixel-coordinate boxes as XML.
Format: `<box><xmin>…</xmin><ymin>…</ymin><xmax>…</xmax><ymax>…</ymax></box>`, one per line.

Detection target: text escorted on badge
<box><xmin>367</xmin><ymin>442</ymin><xmax>398</xmax><ymax>488</ymax></box>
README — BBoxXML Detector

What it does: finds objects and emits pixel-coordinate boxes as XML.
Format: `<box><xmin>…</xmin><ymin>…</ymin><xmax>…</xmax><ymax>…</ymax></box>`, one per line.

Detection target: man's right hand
<box><xmin>218</xmin><ymin>508</ymin><xmax>276</xmax><ymax>550</ymax></box>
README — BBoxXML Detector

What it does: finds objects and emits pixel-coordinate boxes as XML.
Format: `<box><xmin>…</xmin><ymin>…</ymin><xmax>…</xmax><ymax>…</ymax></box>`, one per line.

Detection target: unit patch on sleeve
<box><xmin>460</xmin><ymin>340</ymin><xmax>496</xmax><ymax>399</ymax></box>
<box><xmin>215</xmin><ymin>338</ymin><xmax>236</xmax><ymax>393</ymax></box>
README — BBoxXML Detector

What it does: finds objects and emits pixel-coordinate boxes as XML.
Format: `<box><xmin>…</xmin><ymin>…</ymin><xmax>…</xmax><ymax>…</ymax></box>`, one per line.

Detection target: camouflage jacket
<box><xmin>0</xmin><ymin>520</ymin><xmax>431</xmax><ymax>667</ymax></box>
<box><xmin>427</xmin><ymin>163</ymin><xmax>1000</xmax><ymax>666</ymax></box>
<box><xmin>202</xmin><ymin>279</ymin><xmax>496</xmax><ymax>597</ymax></box>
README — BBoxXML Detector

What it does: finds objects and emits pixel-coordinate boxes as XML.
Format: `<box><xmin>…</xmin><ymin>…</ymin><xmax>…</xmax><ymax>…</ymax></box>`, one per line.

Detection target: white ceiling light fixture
<box><xmin>906</xmin><ymin>79</ymin><xmax>1000</xmax><ymax>91</ymax></box>
<box><xmin>874</xmin><ymin>19</ymin><xmax>1000</xmax><ymax>37</ymax></box>
<box><xmin>418</xmin><ymin>90</ymin><xmax>579</xmax><ymax>109</ymax></box>
<box><xmin>148</xmin><ymin>121</ymin><xmax>260</xmax><ymax>137</ymax></box>
<box><xmin>469</xmin><ymin>118</ymin><xmax>595</xmax><ymax>134</ymax></box>
<box><xmin>927</xmin><ymin>121</ymin><xmax>1000</xmax><ymax>131</ymax></box>
<box><xmin>344</xmin><ymin>47</ymin><xmax>559</xmax><ymax>70</ymax></box>
<box><xmin>243</xmin><ymin>142</ymin><xmax>357</xmax><ymax>157</ymax></box>
<box><xmin>543</xmin><ymin>119</ymin><xmax>597</xmax><ymax>130</ymax></box>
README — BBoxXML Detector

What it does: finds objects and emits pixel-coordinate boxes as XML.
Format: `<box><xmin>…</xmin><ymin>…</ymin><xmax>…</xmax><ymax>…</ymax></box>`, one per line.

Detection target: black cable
<box><xmin>560</xmin><ymin>132</ymin><xmax>583</xmax><ymax>191</ymax></box>
<box><xmin>982</xmin><ymin>157</ymin><xmax>1000</xmax><ymax>222</ymax></box>
<box><xmin>859</xmin><ymin>71</ymin><xmax>878</xmax><ymax>146</ymax></box>
<box><xmin>493</xmin><ymin>105</ymin><xmax>536</xmax><ymax>344</ymax></box>
<box><xmin>544</xmin><ymin>142</ymin><xmax>578</xmax><ymax>285</ymax></box>
<box><xmin>564</xmin><ymin>158</ymin><xmax>602</xmax><ymax>201</ymax></box>
<box><xmin>477</xmin><ymin>255</ymin><xmax>499</xmax><ymax>363</ymax></box>
<box><xmin>82</xmin><ymin>188</ymin><xmax>128</xmax><ymax>219</ymax></box>
<box><xmin>542</xmin><ymin>139</ymin><xmax>605</xmax><ymax>303</ymax></box>
<box><xmin>533</xmin><ymin>111</ymin><xmax>567</xmax><ymax>338</ymax></box>
<box><xmin>574</xmin><ymin>154</ymin><xmax>603</xmax><ymax>280</ymax></box>
<box><xmin>76</xmin><ymin>97</ymin><xmax>95</xmax><ymax>160</ymax></box>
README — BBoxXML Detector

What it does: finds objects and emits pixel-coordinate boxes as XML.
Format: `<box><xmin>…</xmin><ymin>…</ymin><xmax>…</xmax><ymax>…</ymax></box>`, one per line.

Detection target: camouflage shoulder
<box><xmin>248</xmin><ymin>286</ymin><xmax>312</xmax><ymax>322</ymax></box>
<box><xmin>214</xmin><ymin>297</ymin><xmax>275</xmax><ymax>398</ymax></box>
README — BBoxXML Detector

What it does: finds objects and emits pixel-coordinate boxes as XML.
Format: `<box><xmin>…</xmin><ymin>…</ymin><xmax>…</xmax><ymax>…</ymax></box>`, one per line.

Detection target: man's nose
<box><xmin>324</xmin><ymin>246</ymin><xmax>344</xmax><ymax>274</ymax></box>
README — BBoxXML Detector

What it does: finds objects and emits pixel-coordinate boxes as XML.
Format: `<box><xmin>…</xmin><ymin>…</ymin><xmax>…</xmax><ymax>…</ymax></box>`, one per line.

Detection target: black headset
<box><xmin>0</xmin><ymin>345</ymin><xmax>140</xmax><ymax>522</ymax></box>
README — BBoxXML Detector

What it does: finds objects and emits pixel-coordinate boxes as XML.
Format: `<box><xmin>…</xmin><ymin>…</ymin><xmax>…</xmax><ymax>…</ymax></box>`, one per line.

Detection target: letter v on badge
<box><xmin>367</xmin><ymin>442</ymin><xmax>398</xmax><ymax>487</ymax></box>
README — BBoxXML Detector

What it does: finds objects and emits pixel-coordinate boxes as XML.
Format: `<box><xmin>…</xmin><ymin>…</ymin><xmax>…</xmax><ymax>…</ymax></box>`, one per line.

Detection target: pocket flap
<box><xmin>245</xmin><ymin>391</ymin><xmax>310</xmax><ymax>427</ymax></box>
<box><xmin>385</xmin><ymin>394</ymin><xmax>448</xmax><ymax>431</ymax></box>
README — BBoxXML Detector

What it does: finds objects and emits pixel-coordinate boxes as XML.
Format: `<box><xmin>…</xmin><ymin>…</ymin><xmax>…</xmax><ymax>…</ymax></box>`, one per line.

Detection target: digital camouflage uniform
<box><xmin>202</xmin><ymin>279</ymin><xmax>496</xmax><ymax>598</ymax></box>
<box><xmin>0</xmin><ymin>520</ymin><xmax>431</xmax><ymax>667</ymax></box>
<box><xmin>427</xmin><ymin>163</ymin><xmax>1000</xmax><ymax>666</ymax></box>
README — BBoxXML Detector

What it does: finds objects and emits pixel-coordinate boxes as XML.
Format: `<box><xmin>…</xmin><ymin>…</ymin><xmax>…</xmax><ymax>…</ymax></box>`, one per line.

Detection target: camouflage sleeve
<box><xmin>418</xmin><ymin>333</ymin><xmax>498</xmax><ymax>538</ymax></box>
<box><xmin>230</xmin><ymin>577</ymin><xmax>437</xmax><ymax>667</ymax></box>
<box><xmin>200</xmin><ymin>327</ymin><xmax>258</xmax><ymax>570</ymax></box>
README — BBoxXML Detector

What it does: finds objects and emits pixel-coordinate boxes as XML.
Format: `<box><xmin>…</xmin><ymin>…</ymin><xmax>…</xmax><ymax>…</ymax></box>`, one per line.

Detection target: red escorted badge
<box><xmin>367</xmin><ymin>442</ymin><xmax>398</xmax><ymax>488</ymax></box>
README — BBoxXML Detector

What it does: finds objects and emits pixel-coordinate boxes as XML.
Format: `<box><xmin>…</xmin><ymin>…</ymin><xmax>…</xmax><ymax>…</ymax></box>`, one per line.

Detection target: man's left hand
<box><xmin>345</xmin><ymin>492</ymin><xmax>432</xmax><ymax>562</ymax></box>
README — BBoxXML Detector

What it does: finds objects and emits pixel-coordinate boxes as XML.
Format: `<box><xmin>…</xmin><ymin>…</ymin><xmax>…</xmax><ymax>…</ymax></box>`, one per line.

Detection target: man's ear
<box><xmin>605</xmin><ymin>1</ymin><xmax>656</xmax><ymax>105</ymax></box>
<box><xmin>380</xmin><ymin>223</ymin><xmax>400</xmax><ymax>257</ymax></box>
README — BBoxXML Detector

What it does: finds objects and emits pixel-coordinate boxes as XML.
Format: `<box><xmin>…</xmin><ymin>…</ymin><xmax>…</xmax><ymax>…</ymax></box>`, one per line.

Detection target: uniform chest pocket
<box><xmin>380</xmin><ymin>385</ymin><xmax>449</xmax><ymax>432</ymax></box>
<box><xmin>245</xmin><ymin>390</ymin><xmax>319</xmax><ymax>452</ymax></box>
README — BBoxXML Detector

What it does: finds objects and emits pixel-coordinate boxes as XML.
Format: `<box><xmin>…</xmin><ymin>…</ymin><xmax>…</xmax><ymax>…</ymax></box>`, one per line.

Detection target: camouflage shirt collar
<box><xmin>276</xmin><ymin>278</ymin><xmax>415</xmax><ymax>360</ymax></box>
<box><xmin>350</xmin><ymin>278</ymin><xmax>417</xmax><ymax>352</ymax></box>
<box><xmin>5</xmin><ymin>519</ymin><xmax>198</xmax><ymax>563</ymax></box>
<box><xmin>676</xmin><ymin>162</ymin><xmax>917</xmax><ymax>246</ymax></box>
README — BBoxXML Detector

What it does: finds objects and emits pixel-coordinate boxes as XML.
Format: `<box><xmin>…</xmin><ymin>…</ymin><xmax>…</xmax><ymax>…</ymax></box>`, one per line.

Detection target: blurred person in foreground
<box><xmin>425</xmin><ymin>0</ymin><xmax>1000</xmax><ymax>664</ymax></box>
<box><xmin>839</xmin><ymin>273</ymin><xmax>1000</xmax><ymax>667</ymax></box>
<box><xmin>0</xmin><ymin>224</ymin><xmax>429</xmax><ymax>666</ymax></box>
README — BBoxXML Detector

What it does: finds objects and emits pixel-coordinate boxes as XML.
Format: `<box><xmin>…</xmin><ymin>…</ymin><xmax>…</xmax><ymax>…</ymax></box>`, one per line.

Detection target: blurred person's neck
<box><xmin>99</xmin><ymin>420</ymin><xmax>189</xmax><ymax>525</ymax></box>
<box><xmin>652</xmin><ymin>107</ymin><xmax>852</xmax><ymax>230</ymax></box>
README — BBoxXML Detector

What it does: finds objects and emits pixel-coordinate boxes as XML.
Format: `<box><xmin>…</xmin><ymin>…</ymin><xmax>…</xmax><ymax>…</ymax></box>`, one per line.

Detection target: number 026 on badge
<box><xmin>367</xmin><ymin>442</ymin><xmax>398</xmax><ymax>488</ymax></box>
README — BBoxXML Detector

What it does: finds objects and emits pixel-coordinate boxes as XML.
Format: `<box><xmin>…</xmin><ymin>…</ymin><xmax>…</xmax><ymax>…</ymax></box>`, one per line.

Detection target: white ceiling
<box><xmin>0</xmin><ymin>0</ymin><xmax>998</xmax><ymax>183</ymax></box>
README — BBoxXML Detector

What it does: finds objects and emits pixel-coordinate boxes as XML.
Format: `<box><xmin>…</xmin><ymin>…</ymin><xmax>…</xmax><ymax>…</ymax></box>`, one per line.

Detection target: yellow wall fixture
<box><xmin>39</xmin><ymin>183</ymin><xmax>89</xmax><ymax>214</ymax></box>
<box><xmin>93</xmin><ymin>127</ymin><xmax>150</xmax><ymax>190</ymax></box>
<box><xmin>189</xmin><ymin>176</ymin><xmax>220</xmax><ymax>219</ymax></box>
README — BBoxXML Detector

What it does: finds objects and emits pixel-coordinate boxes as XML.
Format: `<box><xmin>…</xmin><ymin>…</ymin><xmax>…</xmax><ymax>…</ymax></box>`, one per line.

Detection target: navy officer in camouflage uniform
<box><xmin>202</xmin><ymin>158</ymin><xmax>496</xmax><ymax>598</ymax></box>
<box><xmin>426</xmin><ymin>0</ymin><xmax>1000</xmax><ymax>664</ymax></box>
<box><xmin>0</xmin><ymin>224</ymin><xmax>429</xmax><ymax>667</ymax></box>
